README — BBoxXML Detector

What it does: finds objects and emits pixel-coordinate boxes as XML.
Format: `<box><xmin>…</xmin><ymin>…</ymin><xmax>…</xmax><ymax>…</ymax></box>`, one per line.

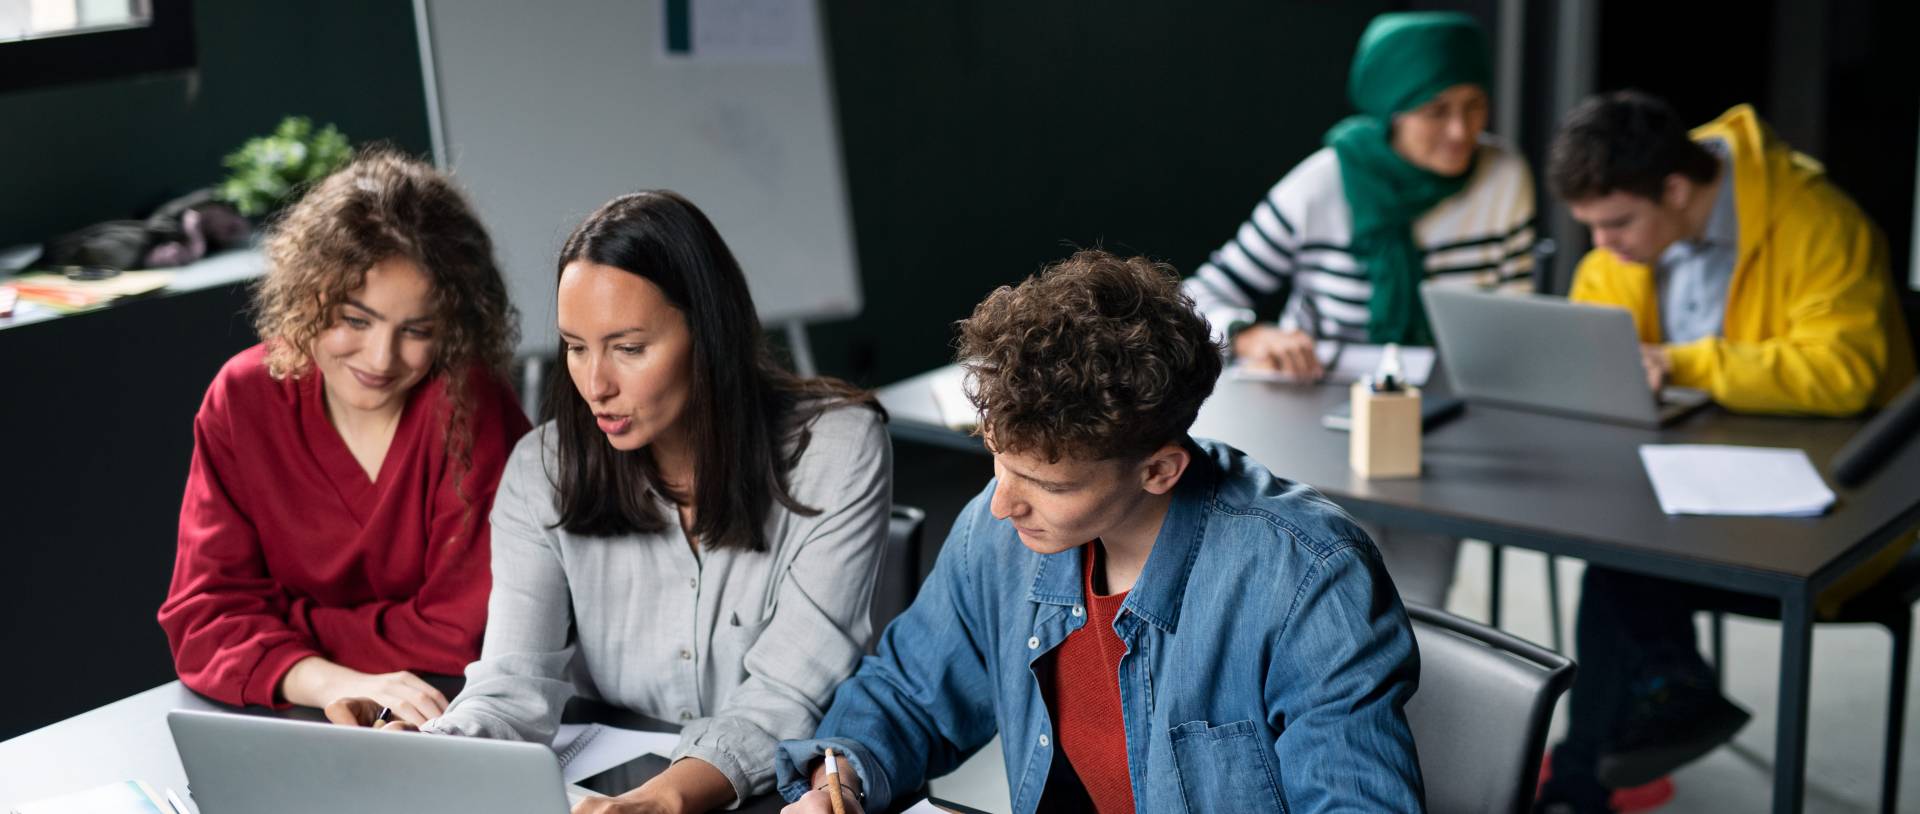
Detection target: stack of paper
<box><xmin>1229</xmin><ymin>342</ymin><xmax>1436</xmax><ymax>386</ymax></box>
<box><xmin>1639</xmin><ymin>444</ymin><xmax>1837</xmax><ymax>517</ymax></box>
<box><xmin>10</xmin><ymin>780</ymin><xmax>176</xmax><ymax>813</ymax></box>
<box><xmin>927</xmin><ymin>364</ymin><xmax>982</xmax><ymax>431</ymax></box>
<box><xmin>7</xmin><ymin>270</ymin><xmax>174</xmax><ymax>313</ymax></box>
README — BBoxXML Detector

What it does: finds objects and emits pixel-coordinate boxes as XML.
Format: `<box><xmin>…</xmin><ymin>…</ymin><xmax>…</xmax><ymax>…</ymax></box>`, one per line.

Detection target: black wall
<box><xmin>1594</xmin><ymin>0</ymin><xmax>1919</xmax><ymax>312</ymax></box>
<box><xmin>810</xmin><ymin>1</ymin><xmax>1395</xmax><ymax>386</ymax></box>
<box><xmin>0</xmin><ymin>0</ymin><xmax>433</xmax><ymax>250</ymax></box>
<box><xmin>0</xmin><ymin>0</ymin><xmax>429</xmax><ymax>739</ymax></box>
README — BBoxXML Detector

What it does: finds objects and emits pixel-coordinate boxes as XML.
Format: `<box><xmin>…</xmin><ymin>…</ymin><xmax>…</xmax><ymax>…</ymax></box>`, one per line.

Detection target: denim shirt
<box><xmin>775</xmin><ymin>439</ymin><xmax>1424</xmax><ymax>813</ymax></box>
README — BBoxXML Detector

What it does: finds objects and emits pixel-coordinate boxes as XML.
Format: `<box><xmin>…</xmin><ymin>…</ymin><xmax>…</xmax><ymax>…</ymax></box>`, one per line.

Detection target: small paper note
<box><xmin>1639</xmin><ymin>444</ymin><xmax>1836</xmax><ymax>517</ymax></box>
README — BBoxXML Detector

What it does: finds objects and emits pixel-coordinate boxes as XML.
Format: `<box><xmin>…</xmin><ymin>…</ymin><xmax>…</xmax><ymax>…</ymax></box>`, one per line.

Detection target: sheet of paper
<box><xmin>1228</xmin><ymin>342</ymin><xmax>1434</xmax><ymax>387</ymax></box>
<box><xmin>899</xmin><ymin>801</ymin><xmax>956</xmax><ymax>813</ymax></box>
<box><xmin>928</xmin><ymin>364</ymin><xmax>981</xmax><ymax>431</ymax></box>
<box><xmin>552</xmin><ymin>723</ymin><xmax>682</xmax><ymax>784</ymax></box>
<box><xmin>12</xmin><ymin>779</ymin><xmax>172</xmax><ymax>814</ymax></box>
<box><xmin>1638</xmin><ymin>444</ymin><xmax>1837</xmax><ymax>517</ymax></box>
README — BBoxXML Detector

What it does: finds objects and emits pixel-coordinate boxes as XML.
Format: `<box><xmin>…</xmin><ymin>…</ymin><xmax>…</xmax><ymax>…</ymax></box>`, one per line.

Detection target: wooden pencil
<box><xmin>823</xmin><ymin>747</ymin><xmax>847</xmax><ymax>814</ymax></box>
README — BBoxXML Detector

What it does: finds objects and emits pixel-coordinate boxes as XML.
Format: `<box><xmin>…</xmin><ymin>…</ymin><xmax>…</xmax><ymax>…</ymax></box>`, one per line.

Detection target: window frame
<box><xmin>1</xmin><ymin>0</ymin><xmax>195</xmax><ymax>94</ymax></box>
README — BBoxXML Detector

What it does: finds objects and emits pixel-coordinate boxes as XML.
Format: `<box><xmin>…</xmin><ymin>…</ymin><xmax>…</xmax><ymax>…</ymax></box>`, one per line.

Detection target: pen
<box><xmin>374</xmin><ymin>706</ymin><xmax>392</xmax><ymax>727</ymax></box>
<box><xmin>164</xmin><ymin>787</ymin><xmax>192</xmax><ymax>814</ymax></box>
<box><xmin>823</xmin><ymin>747</ymin><xmax>846</xmax><ymax>814</ymax></box>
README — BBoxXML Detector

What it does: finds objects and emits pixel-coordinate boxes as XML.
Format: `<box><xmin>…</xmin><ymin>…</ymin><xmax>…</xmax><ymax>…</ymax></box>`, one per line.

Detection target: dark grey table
<box><xmin>877</xmin><ymin>366</ymin><xmax>1920</xmax><ymax>814</ymax></box>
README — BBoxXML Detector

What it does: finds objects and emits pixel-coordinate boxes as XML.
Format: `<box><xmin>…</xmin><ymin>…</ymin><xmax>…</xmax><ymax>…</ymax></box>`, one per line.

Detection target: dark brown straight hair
<box><xmin>543</xmin><ymin>190</ymin><xmax>880</xmax><ymax>550</ymax></box>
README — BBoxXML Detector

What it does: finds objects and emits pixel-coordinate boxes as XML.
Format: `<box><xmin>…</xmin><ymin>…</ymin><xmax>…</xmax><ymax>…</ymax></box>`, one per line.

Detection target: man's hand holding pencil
<box><xmin>781</xmin><ymin>747</ymin><xmax>865</xmax><ymax>814</ymax></box>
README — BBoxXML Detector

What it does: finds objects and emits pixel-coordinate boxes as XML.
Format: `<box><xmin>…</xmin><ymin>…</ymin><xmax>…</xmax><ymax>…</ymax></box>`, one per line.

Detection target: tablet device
<box><xmin>1322</xmin><ymin>395</ymin><xmax>1465</xmax><ymax>432</ymax></box>
<box><xmin>577</xmin><ymin>752</ymin><xmax>674</xmax><ymax>797</ymax></box>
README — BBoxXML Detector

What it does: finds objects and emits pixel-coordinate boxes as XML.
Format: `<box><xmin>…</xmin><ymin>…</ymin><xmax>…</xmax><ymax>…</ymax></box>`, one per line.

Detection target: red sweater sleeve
<box><xmin>286</xmin><ymin>374</ymin><xmax>531</xmax><ymax>676</ymax></box>
<box><xmin>158</xmin><ymin>379</ymin><xmax>322</xmax><ymax>708</ymax></box>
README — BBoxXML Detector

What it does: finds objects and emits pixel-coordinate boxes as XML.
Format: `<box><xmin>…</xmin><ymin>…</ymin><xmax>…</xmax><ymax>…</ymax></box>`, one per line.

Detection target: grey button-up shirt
<box><xmin>425</xmin><ymin>404</ymin><xmax>892</xmax><ymax>803</ymax></box>
<box><xmin>1657</xmin><ymin>138</ymin><xmax>1739</xmax><ymax>344</ymax></box>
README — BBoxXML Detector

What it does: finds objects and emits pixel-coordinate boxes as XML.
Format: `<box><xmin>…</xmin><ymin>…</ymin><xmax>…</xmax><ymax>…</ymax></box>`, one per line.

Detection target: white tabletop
<box><xmin>0</xmin><ymin>681</ymin><xmax>222</xmax><ymax>809</ymax></box>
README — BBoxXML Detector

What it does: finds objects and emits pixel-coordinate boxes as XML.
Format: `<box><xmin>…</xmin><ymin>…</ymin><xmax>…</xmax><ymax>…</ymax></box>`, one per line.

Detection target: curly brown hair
<box><xmin>253</xmin><ymin>149</ymin><xmax>519</xmax><ymax>476</ymax></box>
<box><xmin>958</xmin><ymin>249</ymin><xmax>1223</xmax><ymax>463</ymax></box>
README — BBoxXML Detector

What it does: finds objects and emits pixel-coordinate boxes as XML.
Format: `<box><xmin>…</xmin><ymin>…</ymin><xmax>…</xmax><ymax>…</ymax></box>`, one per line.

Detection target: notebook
<box><xmin>551</xmin><ymin>723</ymin><xmax>681</xmax><ymax>784</ymax></box>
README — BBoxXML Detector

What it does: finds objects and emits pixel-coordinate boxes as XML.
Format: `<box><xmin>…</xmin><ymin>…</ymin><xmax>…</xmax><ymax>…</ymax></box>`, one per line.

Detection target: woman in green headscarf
<box><xmin>1182</xmin><ymin>11</ymin><xmax>1541</xmax><ymax>606</ymax></box>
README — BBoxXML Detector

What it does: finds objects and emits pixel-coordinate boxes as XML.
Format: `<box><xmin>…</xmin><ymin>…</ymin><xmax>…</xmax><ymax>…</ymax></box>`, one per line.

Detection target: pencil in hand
<box><xmin>824</xmin><ymin>747</ymin><xmax>847</xmax><ymax>814</ymax></box>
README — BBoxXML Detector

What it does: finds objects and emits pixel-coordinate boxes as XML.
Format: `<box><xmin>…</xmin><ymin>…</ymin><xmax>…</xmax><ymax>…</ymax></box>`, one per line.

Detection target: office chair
<box><xmin>1406</xmin><ymin>602</ymin><xmax>1577</xmax><ymax>814</ymax></box>
<box><xmin>868</xmin><ymin>505</ymin><xmax>927</xmax><ymax>652</ymax></box>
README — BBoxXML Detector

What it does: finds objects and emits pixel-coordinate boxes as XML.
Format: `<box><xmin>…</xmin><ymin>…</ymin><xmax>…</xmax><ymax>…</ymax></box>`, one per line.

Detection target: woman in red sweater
<box><xmin>158</xmin><ymin>152</ymin><xmax>531</xmax><ymax>723</ymax></box>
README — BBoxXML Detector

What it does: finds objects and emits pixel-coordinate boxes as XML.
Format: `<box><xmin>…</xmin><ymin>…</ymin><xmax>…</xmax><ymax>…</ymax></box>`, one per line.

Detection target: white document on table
<box><xmin>553</xmin><ymin>723</ymin><xmax>682</xmax><ymax>783</ymax></box>
<box><xmin>928</xmin><ymin>364</ymin><xmax>982</xmax><ymax>430</ymax></box>
<box><xmin>1228</xmin><ymin>342</ymin><xmax>1435</xmax><ymax>386</ymax></box>
<box><xmin>1638</xmin><ymin>444</ymin><xmax>1837</xmax><ymax>517</ymax></box>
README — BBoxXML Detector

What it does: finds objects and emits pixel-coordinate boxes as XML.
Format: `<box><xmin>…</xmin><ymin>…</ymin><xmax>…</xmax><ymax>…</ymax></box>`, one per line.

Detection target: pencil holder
<box><xmin>1350</xmin><ymin>381</ymin><xmax>1422</xmax><ymax>479</ymax></box>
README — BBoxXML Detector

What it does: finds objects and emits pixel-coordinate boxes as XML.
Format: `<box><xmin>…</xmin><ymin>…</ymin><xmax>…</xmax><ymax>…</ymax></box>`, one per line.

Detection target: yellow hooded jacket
<box><xmin>1571</xmin><ymin>105</ymin><xmax>1916</xmax><ymax>614</ymax></box>
<box><xmin>1569</xmin><ymin>104</ymin><xmax>1916</xmax><ymax>416</ymax></box>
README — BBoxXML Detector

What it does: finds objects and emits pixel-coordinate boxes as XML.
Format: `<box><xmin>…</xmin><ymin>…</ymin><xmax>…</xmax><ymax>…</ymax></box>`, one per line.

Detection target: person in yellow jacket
<box><xmin>1535</xmin><ymin>91</ymin><xmax>1917</xmax><ymax>814</ymax></box>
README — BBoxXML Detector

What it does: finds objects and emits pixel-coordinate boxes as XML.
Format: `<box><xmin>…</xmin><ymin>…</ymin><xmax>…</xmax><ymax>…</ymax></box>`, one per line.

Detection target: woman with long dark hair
<box><xmin>330</xmin><ymin>190</ymin><xmax>891</xmax><ymax>813</ymax></box>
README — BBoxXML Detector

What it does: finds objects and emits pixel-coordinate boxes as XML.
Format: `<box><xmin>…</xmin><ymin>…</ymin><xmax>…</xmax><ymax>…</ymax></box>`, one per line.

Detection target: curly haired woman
<box><xmin>158</xmin><ymin>151</ymin><xmax>531</xmax><ymax>722</ymax></box>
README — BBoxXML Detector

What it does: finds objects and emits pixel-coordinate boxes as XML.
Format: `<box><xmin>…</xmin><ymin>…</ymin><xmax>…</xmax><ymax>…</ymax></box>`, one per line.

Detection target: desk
<box><xmin>875</xmin><ymin>366</ymin><xmax>1920</xmax><ymax>814</ymax></box>
<box><xmin>0</xmin><ymin>681</ymin><xmax>789</xmax><ymax>813</ymax></box>
<box><xmin>0</xmin><ymin>250</ymin><xmax>265</xmax><ymax>740</ymax></box>
<box><xmin>0</xmin><ymin>249</ymin><xmax>264</xmax><ymax>332</ymax></box>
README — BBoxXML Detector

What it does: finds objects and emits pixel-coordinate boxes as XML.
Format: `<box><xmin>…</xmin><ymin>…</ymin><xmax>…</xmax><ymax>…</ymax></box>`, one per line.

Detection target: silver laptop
<box><xmin>168</xmin><ymin>710</ymin><xmax>584</xmax><ymax>814</ymax></box>
<box><xmin>1421</xmin><ymin>286</ymin><xmax>1712</xmax><ymax>428</ymax></box>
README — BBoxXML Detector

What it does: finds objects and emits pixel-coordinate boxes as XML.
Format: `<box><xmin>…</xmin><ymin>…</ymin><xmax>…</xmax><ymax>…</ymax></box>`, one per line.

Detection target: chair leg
<box><xmin>1710</xmin><ymin>611</ymin><xmax>1727</xmax><ymax>692</ymax></box>
<box><xmin>1488</xmin><ymin>543</ymin><xmax>1504</xmax><ymax>629</ymax></box>
<box><xmin>1880</xmin><ymin>612</ymin><xmax>1912</xmax><ymax>814</ymax></box>
<box><xmin>1546</xmin><ymin>553</ymin><xmax>1564</xmax><ymax>652</ymax></box>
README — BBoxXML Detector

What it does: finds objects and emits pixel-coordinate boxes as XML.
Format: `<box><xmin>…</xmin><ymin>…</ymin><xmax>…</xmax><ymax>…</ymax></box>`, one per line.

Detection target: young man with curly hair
<box><xmin>773</xmin><ymin>250</ymin><xmax>1423</xmax><ymax>814</ymax></box>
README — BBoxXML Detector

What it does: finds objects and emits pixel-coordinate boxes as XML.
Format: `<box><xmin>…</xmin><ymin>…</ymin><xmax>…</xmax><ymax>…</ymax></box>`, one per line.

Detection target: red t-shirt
<box><xmin>1041</xmin><ymin>541</ymin><xmax>1137</xmax><ymax>813</ymax></box>
<box><xmin>158</xmin><ymin>344</ymin><xmax>530</xmax><ymax>707</ymax></box>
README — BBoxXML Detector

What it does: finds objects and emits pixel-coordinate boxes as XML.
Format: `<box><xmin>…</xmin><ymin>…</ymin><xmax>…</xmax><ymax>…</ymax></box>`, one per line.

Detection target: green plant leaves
<box><xmin>217</xmin><ymin>116</ymin><xmax>352</xmax><ymax>218</ymax></box>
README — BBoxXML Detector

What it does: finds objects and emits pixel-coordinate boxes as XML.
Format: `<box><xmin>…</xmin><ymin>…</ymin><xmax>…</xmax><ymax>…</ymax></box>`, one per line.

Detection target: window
<box><xmin>1</xmin><ymin>0</ymin><xmax>151</xmax><ymax>41</ymax></box>
<box><xmin>0</xmin><ymin>0</ymin><xmax>193</xmax><ymax>93</ymax></box>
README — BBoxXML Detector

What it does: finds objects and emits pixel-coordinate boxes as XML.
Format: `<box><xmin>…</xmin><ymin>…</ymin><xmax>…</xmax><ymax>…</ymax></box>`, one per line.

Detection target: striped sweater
<box><xmin>1184</xmin><ymin>137</ymin><xmax>1540</xmax><ymax>345</ymax></box>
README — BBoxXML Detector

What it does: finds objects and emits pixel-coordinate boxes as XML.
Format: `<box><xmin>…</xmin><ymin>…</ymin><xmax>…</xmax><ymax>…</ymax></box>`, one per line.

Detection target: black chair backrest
<box><xmin>867</xmin><ymin>505</ymin><xmax>926</xmax><ymax>651</ymax></box>
<box><xmin>1830</xmin><ymin>376</ymin><xmax>1920</xmax><ymax>487</ymax></box>
<box><xmin>1405</xmin><ymin>603</ymin><xmax>1576</xmax><ymax>814</ymax></box>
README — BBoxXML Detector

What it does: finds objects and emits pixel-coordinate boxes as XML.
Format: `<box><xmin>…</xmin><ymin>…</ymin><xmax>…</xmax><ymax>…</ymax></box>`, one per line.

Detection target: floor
<box><xmin>925</xmin><ymin>541</ymin><xmax>1920</xmax><ymax>812</ymax></box>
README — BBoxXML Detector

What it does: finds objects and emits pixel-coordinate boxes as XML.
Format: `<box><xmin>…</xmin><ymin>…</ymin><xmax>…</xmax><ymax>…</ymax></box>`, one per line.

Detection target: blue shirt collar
<box><xmin>1664</xmin><ymin>145</ymin><xmax>1737</xmax><ymax>263</ymax></box>
<box><xmin>1028</xmin><ymin>438</ymin><xmax>1216</xmax><ymax>634</ymax></box>
<box><xmin>1701</xmin><ymin>156</ymin><xmax>1738</xmax><ymax>248</ymax></box>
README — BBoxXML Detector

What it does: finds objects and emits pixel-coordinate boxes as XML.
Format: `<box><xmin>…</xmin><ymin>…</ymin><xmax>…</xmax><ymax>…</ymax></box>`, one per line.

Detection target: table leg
<box><xmin>1489</xmin><ymin>544</ymin><xmax>1504</xmax><ymax>628</ymax></box>
<box><xmin>1772</xmin><ymin>590</ymin><xmax>1813</xmax><ymax>814</ymax></box>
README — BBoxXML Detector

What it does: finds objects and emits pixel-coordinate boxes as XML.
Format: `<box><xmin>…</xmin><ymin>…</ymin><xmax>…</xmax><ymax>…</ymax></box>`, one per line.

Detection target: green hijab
<box><xmin>1325</xmin><ymin>11</ymin><xmax>1491</xmax><ymax>345</ymax></box>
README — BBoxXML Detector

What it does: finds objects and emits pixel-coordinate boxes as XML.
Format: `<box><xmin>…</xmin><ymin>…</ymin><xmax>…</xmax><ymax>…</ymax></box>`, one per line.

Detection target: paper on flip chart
<box><xmin>552</xmin><ymin>723</ymin><xmax>682</xmax><ymax>783</ymax></box>
<box><xmin>1638</xmin><ymin>444</ymin><xmax>1837</xmax><ymax>517</ymax></box>
<box><xmin>1228</xmin><ymin>342</ymin><xmax>1435</xmax><ymax>386</ymax></box>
